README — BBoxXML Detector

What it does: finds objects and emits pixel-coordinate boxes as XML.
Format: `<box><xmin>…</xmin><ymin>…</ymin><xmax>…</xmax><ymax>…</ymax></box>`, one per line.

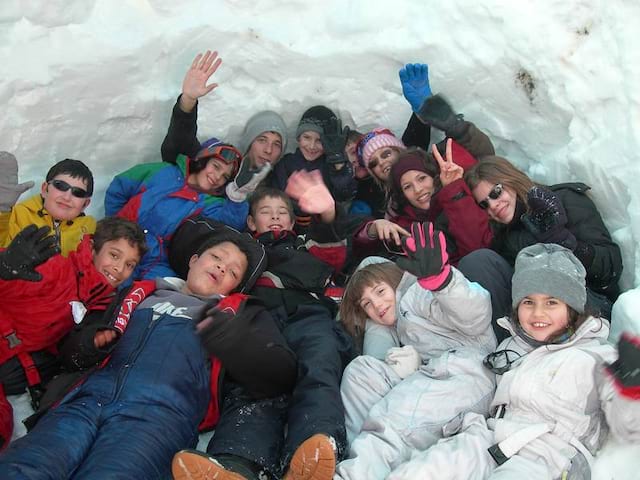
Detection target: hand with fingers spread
<box><xmin>367</xmin><ymin>219</ymin><xmax>410</xmax><ymax>248</ymax></box>
<box><xmin>0</xmin><ymin>152</ymin><xmax>34</xmax><ymax>212</ymax></box>
<box><xmin>432</xmin><ymin>138</ymin><xmax>463</xmax><ymax>187</ymax></box>
<box><xmin>396</xmin><ymin>222</ymin><xmax>452</xmax><ymax>291</ymax></box>
<box><xmin>226</xmin><ymin>158</ymin><xmax>272</xmax><ymax>202</ymax></box>
<box><xmin>180</xmin><ymin>50</ymin><xmax>223</xmax><ymax>112</ymax></box>
<box><xmin>399</xmin><ymin>63</ymin><xmax>432</xmax><ymax>112</ymax></box>
<box><xmin>0</xmin><ymin>224</ymin><xmax>59</xmax><ymax>281</ymax></box>
<box><xmin>285</xmin><ymin>170</ymin><xmax>335</xmax><ymax>220</ymax></box>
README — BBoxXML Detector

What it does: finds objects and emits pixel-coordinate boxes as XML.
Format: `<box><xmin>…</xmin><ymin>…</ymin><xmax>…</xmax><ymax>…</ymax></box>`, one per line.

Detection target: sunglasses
<box><xmin>483</xmin><ymin>349</ymin><xmax>522</xmax><ymax>375</ymax></box>
<box><xmin>197</xmin><ymin>144</ymin><xmax>242</xmax><ymax>164</ymax></box>
<box><xmin>477</xmin><ymin>183</ymin><xmax>503</xmax><ymax>210</ymax></box>
<box><xmin>48</xmin><ymin>179</ymin><xmax>90</xmax><ymax>198</ymax></box>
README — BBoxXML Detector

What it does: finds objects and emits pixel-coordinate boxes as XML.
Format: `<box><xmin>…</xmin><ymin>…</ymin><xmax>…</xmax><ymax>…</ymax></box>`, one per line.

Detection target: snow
<box><xmin>3</xmin><ymin>0</ymin><xmax>640</xmax><ymax>476</ymax></box>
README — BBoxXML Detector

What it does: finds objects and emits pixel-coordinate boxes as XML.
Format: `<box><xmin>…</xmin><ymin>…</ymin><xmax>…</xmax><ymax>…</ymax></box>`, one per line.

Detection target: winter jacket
<box><xmin>104</xmin><ymin>155</ymin><xmax>248</xmax><ymax>279</ymax></box>
<box><xmin>3</xmin><ymin>195</ymin><xmax>96</xmax><ymax>256</ymax></box>
<box><xmin>0</xmin><ymin>385</ymin><xmax>12</xmax><ymax>451</ymax></box>
<box><xmin>161</xmin><ymin>95</ymin><xmax>203</xmax><ymax>163</ymax></box>
<box><xmin>0</xmin><ymin>235</ymin><xmax>114</xmax><ymax>391</ymax></box>
<box><xmin>490</xmin><ymin>183</ymin><xmax>622</xmax><ymax>301</ymax></box>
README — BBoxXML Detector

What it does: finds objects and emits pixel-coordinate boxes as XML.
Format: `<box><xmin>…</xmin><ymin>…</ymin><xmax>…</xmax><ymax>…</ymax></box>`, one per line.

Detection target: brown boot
<box><xmin>172</xmin><ymin>450</ymin><xmax>248</xmax><ymax>480</ymax></box>
<box><xmin>283</xmin><ymin>434</ymin><xmax>336</xmax><ymax>480</ymax></box>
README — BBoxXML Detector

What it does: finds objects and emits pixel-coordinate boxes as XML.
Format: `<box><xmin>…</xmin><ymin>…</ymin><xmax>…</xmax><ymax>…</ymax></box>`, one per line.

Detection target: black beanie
<box><xmin>296</xmin><ymin>105</ymin><xmax>338</xmax><ymax>138</ymax></box>
<box><xmin>169</xmin><ymin>216</ymin><xmax>267</xmax><ymax>293</ymax></box>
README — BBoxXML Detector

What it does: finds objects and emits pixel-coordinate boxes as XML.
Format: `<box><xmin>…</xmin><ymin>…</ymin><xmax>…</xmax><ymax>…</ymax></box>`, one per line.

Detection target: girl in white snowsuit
<box><xmin>335</xmin><ymin>222</ymin><xmax>497</xmax><ymax>480</ymax></box>
<box><xmin>385</xmin><ymin>243</ymin><xmax>640</xmax><ymax>480</ymax></box>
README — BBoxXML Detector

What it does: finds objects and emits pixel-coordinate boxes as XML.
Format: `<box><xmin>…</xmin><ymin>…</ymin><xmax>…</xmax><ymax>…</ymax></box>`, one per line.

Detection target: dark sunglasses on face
<box><xmin>483</xmin><ymin>348</ymin><xmax>523</xmax><ymax>375</ymax></box>
<box><xmin>477</xmin><ymin>183</ymin><xmax>503</xmax><ymax>210</ymax></box>
<box><xmin>48</xmin><ymin>179</ymin><xmax>90</xmax><ymax>198</ymax></box>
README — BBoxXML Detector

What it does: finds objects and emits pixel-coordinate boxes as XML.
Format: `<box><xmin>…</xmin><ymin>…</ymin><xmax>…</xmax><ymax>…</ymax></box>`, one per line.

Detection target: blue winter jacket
<box><xmin>104</xmin><ymin>155</ymin><xmax>248</xmax><ymax>279</ymax></box>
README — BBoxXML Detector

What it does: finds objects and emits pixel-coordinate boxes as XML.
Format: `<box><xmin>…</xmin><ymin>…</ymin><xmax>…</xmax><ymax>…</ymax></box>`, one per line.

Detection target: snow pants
<box><xmin>336</xmin><ymin>349</ymin><xmax>495</xmax><ymax>480</ymax></box>
<box><xmin>207</xmin><ymin>304</ymin><xmax>353</xmax><ymax>477</ymax></box>
<box><xmin>0</xmin><ymin>309</ymin><xmax>210</xmax><ymax>480</ymax></box>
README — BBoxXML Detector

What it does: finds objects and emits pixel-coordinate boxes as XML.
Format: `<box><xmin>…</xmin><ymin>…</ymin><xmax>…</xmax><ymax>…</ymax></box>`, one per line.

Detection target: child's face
<box><xmin>247</xmin><ymin>132</ymin><xmax>283</xmax><ymax>169</ymax></box>
<box><xmin>41</xmin><ymin>174</ymin><xmax>91</xmax><ymax>221</ymax></box>
<box><xmin>359</xmin><ymin>281</ymin><xmax>396</xmax><ymax>326</ymax></box>
<box><xmin>298</xmin><ymin>131</ymin><xmax>324</xmax><ymax>162</ymax></box>
<box><xmin>190</xmin><ymin>158</ymin><xmax>235</xmax><ymax>194</ymax></box>
<box><xmin>400</xmin><ymin>170</ymin><xmax>434</xmax><ymax>211</ymax></box>
<box><xmin>346</xmin><ymin>140</ymin><xmax>368</xmax><ymax>179</ymax></box>
<box><xmin>472</xmin><ymin>180</ymin><xmax>517</xmax><ymax>224</ymax></box>
<box><xmin>92</xmin><ymin>238</ymin><xmax>141</xmax><ymax>287</ymax></box>
<box><xmin>517</xmin><ymin>294</ymin><xmax>570</xmax><ymax>341</ymax></box>
<box><xmin>185</xmin><ymin>241</ymin><xmax>248</xmax><ymax>296</ymax></box>
<box><xmin>247</xmin><ymin>196</ymin><xmax>295</xmax><ymax>234</ymax></box>
<box><xmin>369</xmin><ymin>147</ymin><xmax>400</xmax><ymax>182</ymax></box>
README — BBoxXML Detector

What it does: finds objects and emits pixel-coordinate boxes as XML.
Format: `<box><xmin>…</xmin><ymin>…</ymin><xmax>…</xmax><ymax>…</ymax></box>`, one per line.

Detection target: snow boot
<box><xmin>283</xmin><ymin>434</ymin><xmax>336</xmax><ymax>480</ymax></box>
<box><xmin>172</xmin><ymin>450</ymin><xmax>264</xmax><ymax>480</ymax></box>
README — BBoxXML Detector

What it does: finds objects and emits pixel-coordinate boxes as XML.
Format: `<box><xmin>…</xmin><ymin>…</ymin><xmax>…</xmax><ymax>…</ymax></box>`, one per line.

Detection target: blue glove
<box><xmin>399</xmin><ymin>63</ymin><xmax>432</xmax><ymax>112</ymax></box>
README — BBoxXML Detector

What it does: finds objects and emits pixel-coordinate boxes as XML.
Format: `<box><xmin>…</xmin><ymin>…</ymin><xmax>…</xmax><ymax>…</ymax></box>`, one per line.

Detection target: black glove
<box><xmin>521</xmin><ymin>186</ymin><xmax>577</xmax><ymax>249</ymax></box>
<box><xmin>396</xmin><ymin>222</ymin><xmax>452</xmax><ymax>291</ymax></box>
<box><xmin>196</xmin><ymin>296</ymin><xmax>250</xmax><ymax>357</ymax></box>
<box><xmin>322</xmin><ymin>118</ymin><xmax>350</xmax><ymax>166</ymax></box>
<box><xmin>0</xmin><ymin>225</ymin><xmax>59</xmax><ymax>281</ymax></box>
<box><xmin>606</xmin><ymin>333</ymin><xmax>640</xmax><ymax>391</ymax></box>
<box><xmin>416</xmin><ymin>94</ymin><xmax>466</xmax><ymax>138</ymax></box>
<box><xmin>326</xmin><ymin>162</ymin><xmax>357</xmax><ymax>202</ymax></box>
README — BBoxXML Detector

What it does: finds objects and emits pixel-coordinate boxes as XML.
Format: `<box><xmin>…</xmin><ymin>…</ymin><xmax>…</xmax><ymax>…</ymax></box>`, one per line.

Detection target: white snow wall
<box><xmin>1</xmin><ymin>0</ymin><xmax>639</xmax><ymax>289</ymax></box>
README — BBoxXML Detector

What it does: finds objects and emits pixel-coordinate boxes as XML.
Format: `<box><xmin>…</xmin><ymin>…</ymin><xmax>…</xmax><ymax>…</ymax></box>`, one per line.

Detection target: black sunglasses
<box><xmin>483</xmin><ymin>349</ymin><xmax>522</xmax><ymax>375</ymax></box>
<box><xmin>48</xmin><ymin>179</ymin><xmax>90</xmax><ymax>198</ymax></box>
<box><xmin>477</xmin><ymin>183</ymin><xmax>503</xmax><ymax>210</ymax></box>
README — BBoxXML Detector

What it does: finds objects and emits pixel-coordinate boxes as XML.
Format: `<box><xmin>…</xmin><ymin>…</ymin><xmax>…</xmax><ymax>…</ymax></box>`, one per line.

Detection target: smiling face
<box><xmin>41</xmin><ymin>174</ymin><xmax>91</xmax><ymax>221</ymax></box>
<box><xmin>346</xmin><ymin>139</ymin><xmax>368</xmax><ymax>179</ymax></box>
<box><xmin>359</xmin><ymin>281</ymin><xmax>397</xmax><ymax>326</ymax></box>
<box><xmin>247</xmin><ymin>131</ymin><xmax>283</xmax><ymax>168</ymax></box>
<box><xmin>369</xmin><ymin>147</ymin><xmax>401</xmax><ymax>182</ymax></box>
<box><xmin>517</xmin><ymin>294</ymin><xmax>570</xmax><ymax>342</ymax></box>
<box><xmin>247</xmin><ymin>195</ymin><xmax>295</xmax><ymax>234</ymax></box>
<box><xmin>92</xmin><ymin>238</ymin><xmax>141</xmax><ymax>288</ymax></box>
<box><xmin>472</xmin><ymin>180</ymin><xmax>517</xmax><ymax>224</ymax></box>
<box><xmin>298</xmin><ymin>131</ymin><xmax>324</xmax><ymax>162</ymax></box>
<box><xmin>400</xmin><ymin>169</ymin><xmax>435</xmax><ymax>211</ymax></box>
<box><xmin>189</xmin><ymin>158</ymin><xmax>235</xmax><ymax>194</ymax></box>
<box><xmin>184</xmin><ymin>241</ymin><xmax>248</xmax><ymax>297</ymax></box>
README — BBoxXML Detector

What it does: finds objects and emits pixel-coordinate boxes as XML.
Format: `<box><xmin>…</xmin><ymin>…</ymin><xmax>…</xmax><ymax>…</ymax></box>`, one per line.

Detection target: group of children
<box><xmin>0</xmin><ymin>47</ymin><xmax>638</xmax><ymax>480</ymax></box>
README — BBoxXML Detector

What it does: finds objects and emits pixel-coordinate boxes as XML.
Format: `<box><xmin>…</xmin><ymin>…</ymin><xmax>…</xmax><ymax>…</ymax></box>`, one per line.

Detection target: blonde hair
<box><xmin>340</xmin><ymin>262</ymin><xmax>403</xmax><ymax>348</ymax></box>
<box><xmin>464</xmin><ymin>156</ymin><xmax>536</xmax><ymax>207</ymax></box>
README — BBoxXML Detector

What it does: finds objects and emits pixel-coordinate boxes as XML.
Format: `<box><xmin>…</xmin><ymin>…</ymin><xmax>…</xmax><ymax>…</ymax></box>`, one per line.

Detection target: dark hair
<box><xmin>346</xmin><ymin>129</ymin><xmax>364</xmax><ymax>144</ymax></box>
<box><xmin>194</xmin><ymin>237</ymin><xmax>251</xmax><ymax>289</ymax></box>
<box><xmin>248</xmin><ymin>187</ymin><xmax>295</xmax><ymax>219</ymax></box>
<box><xmin>340</xmin><ymin>262</ymin><xmax>404</xmax><ymax>347</ymax></box>
<box><xmin>46</xmin><ymin>159</ymin><xmax>94</xmax><ymax>196</ymax></box>
<box><xmin>93</xmin><ymin>216</ymin><xmax>147</xmax><ymax>258</ymax></box>
<box><xmin>389</xmin><ymin>147</ymin><xmax>440</xmax><ymax>209</ymax></box>
<box><xmin>464</xmin><ymin>156</ymin><xmax>536</xmax><ymax>208</ymax></box>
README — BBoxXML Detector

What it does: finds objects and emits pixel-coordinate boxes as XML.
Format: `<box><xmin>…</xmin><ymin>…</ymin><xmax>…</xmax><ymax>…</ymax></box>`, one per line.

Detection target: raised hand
<box><xmin>285</xmin><ymin>170</ymin><xmax>335</xmax><ymax>217</ymax></box>
<box><xmin>396</xmin><ymin>222</ymin><xmax>452</xmax><ymax>291</ymax></box>
<box><xmin>606</xmin><ymin>332</ymin><xmax>640</xmax><ymax>397</ymax></box>
<box><xmin>521</xmin><ymin>186</ymin><xmax>577</xmax><ymax>249</ymax></box>
<box><xmin>399</xmin><ymin>63</ymin><xmax>432</xmax><ymax>112</ymax></box>
<box><xmin>0</xmin><ymin>224</ymin><xmax>59</xmax><ymax>281</ymax></box>
<box><xmin>181</xmin><ymin>50</ymin><xmax>223</xmax><ymax>108</ymax></box>
<box><xmin>432</xmin><ymin>138</ymin><xmax>463</xmax><ymax>187</ymax></box>
<box><xmin>322</xmin><ymin>118</ymin><xmax>349</xmax><ymax>165</ymax></box>
<box><xmin>367</xmin><ymin>219</ymin><xmax>410</xmax><ymax>248</ymax></box>
<box><xmin>415</xmin><ymin>94</ymin><xmax>464</xmax><ymax>136</ymax></box>
<box><xmin>0</xmin><ymin>152</ymin><xmax>34</xmax><ymax>211</ymax></box>
<box><xmin>225</xmin><ymin>158</ymin><xmax>272</xmax><ymax>202</ymax></box>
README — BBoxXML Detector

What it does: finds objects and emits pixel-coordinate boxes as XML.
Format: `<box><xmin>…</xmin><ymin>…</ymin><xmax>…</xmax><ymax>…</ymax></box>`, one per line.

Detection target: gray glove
<box><xmin>0</xmin><ymin>152</ymin><xmax>34</xmax><ymax>211</ymax></box>
<box><xmin>225</xmin><ymin>159</ymin><xmax>272</xmax><ymax>202</ymax></box>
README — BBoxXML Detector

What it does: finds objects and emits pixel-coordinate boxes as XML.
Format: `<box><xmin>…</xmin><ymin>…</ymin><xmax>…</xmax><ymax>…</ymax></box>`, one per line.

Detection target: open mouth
<box><xmin>531</xmin><ymin>322</ymin><xmax>550</xmax><ymax>328</ymax></box>
<box><xmin>269</xmin><ymin>224</ymin><xmax>283</xmax><ymax>230</ymax></box>
<box><xmin>103</xmin><ymin>271</ymin><xmax>119</xmax><ymax>285</ymax></box>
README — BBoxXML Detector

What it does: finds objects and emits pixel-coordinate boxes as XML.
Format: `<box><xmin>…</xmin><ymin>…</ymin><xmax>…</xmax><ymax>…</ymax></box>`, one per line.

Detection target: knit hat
<box><xmin>357</xmin><ymin>128</ymin><xmax>405</xmax><ymax>168</ymax></box>
<box><xmin>194</xmin><ymin>137</ymin><xmax>242</xmax><ymax>179</ymax></box>
<box><xmin>390</xmin><ymin>150</ymin><xmax>438</xmax><ymax>192</ymax></box>
<box><xmin>169</xmin><ymin>216</ymin><xmax>267</xmax><ymax>293</ymax></box>
<box><xmin>511</xmin><ymin>243</ymin><xmax>587</xmax><ymax>313</ymax></box>
<box><xmin>295</xmin><ymin>105</ymin><xmax>337</xmax><ymax>138</ymax></box>
<box><xmin>239</xmin><ymin>111</ymin><xmax>288</xmax><ymax>155</ymax></box>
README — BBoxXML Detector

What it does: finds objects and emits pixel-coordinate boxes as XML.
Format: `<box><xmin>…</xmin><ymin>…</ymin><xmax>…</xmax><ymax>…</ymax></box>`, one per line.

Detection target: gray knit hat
<box><xmin>239</xmin><ymin>110</ymin><xmax>288</xmax><ymax>155</ymax></box>
<box><xmin>512</xmin><ymin>243</ymin><xmax>587</xmax><ymax>313</ymax></box>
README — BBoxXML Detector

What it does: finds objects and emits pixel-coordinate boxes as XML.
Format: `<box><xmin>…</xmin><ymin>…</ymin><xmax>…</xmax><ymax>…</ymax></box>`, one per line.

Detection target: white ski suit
<box><xmin>387</xmin><ymin>316</ymin><xmax>640</xmax><ymax>480</ymax></box>
<box><xmin>336</xmin><ymin>268</ymin><xmax>497</xmax><ymax>480</ymax></box>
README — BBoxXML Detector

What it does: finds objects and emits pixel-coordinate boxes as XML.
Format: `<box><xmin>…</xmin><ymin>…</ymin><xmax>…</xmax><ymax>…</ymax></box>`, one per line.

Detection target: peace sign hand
<box><xmin>432</xmin><ymin>138</ymin><xmax>463</xmax><ymax>187</ymax></box>
<box><xmin>182</xmin><ymin>50</ymin><xmax>223</xmax><ymax>103</ymax></box>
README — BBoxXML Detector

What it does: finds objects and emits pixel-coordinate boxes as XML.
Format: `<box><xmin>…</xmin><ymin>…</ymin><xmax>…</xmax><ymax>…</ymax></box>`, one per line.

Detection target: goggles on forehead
<box><xmin>477</xmin><ymin>183</ymin><xmax>504</xmax><ymax>210</ymax></box>
<box><xmin>356</xmin><ymin>128</ymin><xmax>395</xmax><ymax>167</ymax></box>
<box><xmin>197</xmin><ymin>144</ymin><xmax>243</xmax><ymax>164</ymax></box>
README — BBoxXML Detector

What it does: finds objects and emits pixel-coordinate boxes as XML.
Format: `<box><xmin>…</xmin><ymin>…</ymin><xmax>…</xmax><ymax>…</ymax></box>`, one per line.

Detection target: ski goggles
<box><xmin>197</xmin><ymin>144</ymin><xmax>242</xmax><ymax>165</ymax></box>
<box><xmin>477</xmin><ymin>183</ymin><xmax>503</xmax><ymax>210</ymax></box>
<box><xmin>48</xmin><ymin>179</ymin><xmax>91</xmax><ymax>198</ymax></box>
<box><xmin>483</xmin><ymin>349</ymin><xmax>523</xmax><ymax>375</ymax></box>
